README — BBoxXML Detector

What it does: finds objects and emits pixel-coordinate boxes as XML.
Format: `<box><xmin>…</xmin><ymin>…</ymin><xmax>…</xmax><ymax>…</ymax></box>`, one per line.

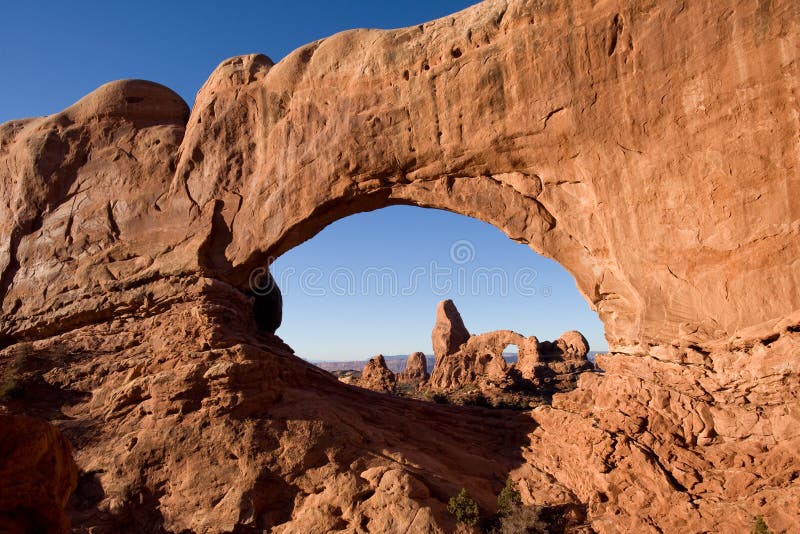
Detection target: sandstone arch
<box><xmin>1</xmin><ymin>0</ymin><xmax>799</xmax><ymax>531</ymax></box>
<box><xmin>3</xmin><ymin>0</ymin><xmax>797</xmax><ymax>352</ymax></box>
<box><xmin>166</xmin><ymin>0</ymin><xmax>799</xmax><ymax>353</ymax></box>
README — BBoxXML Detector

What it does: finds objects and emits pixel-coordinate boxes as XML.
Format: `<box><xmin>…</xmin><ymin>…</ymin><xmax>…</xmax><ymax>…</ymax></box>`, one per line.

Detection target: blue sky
<box><xmin>273</xmin><ymin>206</ymin><xmax>607</xmax><ymax>360</ymax></box>
<box><xmin>1</xmin><ymin>1</ymin><xmax>607</xmax><ymax>359</ymax></box>
<box><xmin>0</xmin><ymin>1</ymin><xmax>480</xmax><ymax>123</ymax></box>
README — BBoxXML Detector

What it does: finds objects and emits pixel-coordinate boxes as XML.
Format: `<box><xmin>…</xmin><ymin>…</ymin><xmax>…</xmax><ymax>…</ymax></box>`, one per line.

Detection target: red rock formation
<box><xmin>427</xmin><ymin>303</ymin><xmax>593</xmax><ymax>394</ymax></box>
<box><xmin>0</xmin><ymin>415</ymin><xmax>77</xmax><ymax>533</ymax></box>
<box><xmin>547</xmin><ymin>331</ymin><xmax>590</xmax><ymax>361</ymax></box>
<box><xmin>0</xmin><ymin>0</ymin><xmax>798</xmax><ymax>532</ymax></box>
<box><xmin>358</xmin><ymin>355</ymin><xmax>397</xmax><ymax>393</ymax></box>
<box><xmin>430</xmin><ymin>329</ymin><xmax>517</xmax><ymax>391</ymax></box>
<box><xmin>431</xmin><ymin>299</ymin><xmax>470</xmax><ymax>363</ymax></box>
<box><xmin>398</xmin><ymin>352</ymin><xmax>429</xmax><ymax>383</ymax></box>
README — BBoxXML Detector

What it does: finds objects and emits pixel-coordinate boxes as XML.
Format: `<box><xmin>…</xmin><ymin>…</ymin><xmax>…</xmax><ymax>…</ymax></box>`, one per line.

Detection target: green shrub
<box><xmin>0</xmin><ymin>348</ymin><xmax>30</xmax><ymax>402</ymax></box>
<box><xmin>447</xmin><ymin>488</ymin><xmax>480</xmax><ymax>526</ymax></box>
<box><xmin>497</xmin><ymin>477</ymin><xmax>522</xmax><ymax>516</ymax></box>
<box><xmin>463</xmin><ymin>391</ymin><xmax>489</xmax><ymax>407</ymax></box>
<box><xmin>752</xmin><ymin>515</ymin><xmax>773</xmax><ymax>534</ymax></box>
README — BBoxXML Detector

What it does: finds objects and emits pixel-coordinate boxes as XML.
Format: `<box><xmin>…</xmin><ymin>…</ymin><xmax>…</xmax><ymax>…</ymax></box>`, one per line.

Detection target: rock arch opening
<box><xmin>503</xmin><ymin>343</ymin><xmax>519</xmax><ymax>358</ymax></box>
<box><xmin>267</xmin><ymin>205</ymin><xmax>606</xmax><ymax>384</ymax></box>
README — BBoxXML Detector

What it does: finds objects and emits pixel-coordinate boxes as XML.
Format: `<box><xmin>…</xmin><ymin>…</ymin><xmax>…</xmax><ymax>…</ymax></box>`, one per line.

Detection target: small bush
<box><xmin>447</xmin><ymin>488</ymin><xmax>480</xmax><ymax>526</ymax></box>
<box><xmin>0</xmin><ymin>347</ymin><xmax>30</xmax><ymax>402</ymax></box>
<box><xmin>497</xmin><ymin>477</ymin><xmax>522</xmax><ymax>516</ymax></box>
<box><xmin>493</xmin><ymin>505</ymin><xmax>547</xmax><ymax>534</ymax></box>
<box><xmin>0</xmin><ymin>377</ymin><xmax>24</xmax><ymax>402</ymax></box>
<box><xmin>752</xmin><ymin>515</ymin><xmax>773</xmax><ymax>534</ymax></box>
<box><xmin>463</xmin><ymin>391</ymin><xmax>489</xmax><ymax>407</ymax></box>
<box><xmin>432</xmin><ymin>393</ymin><xmax>449</xmax><ymax>404</ymax></box>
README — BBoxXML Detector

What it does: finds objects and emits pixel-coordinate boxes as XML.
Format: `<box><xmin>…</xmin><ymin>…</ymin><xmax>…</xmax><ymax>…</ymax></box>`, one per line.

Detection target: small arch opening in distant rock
<box><xmin>502</xmin><ymin>343</ymin><xmax>519</xmax><ymax>365</ymax></box>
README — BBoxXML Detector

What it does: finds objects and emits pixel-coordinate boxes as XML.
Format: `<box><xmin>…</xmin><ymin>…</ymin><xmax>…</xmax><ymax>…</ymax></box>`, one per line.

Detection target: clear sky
<box><xmin>0</xmin><ymin>0</ymin><xmax>480</xmax><ymax>124</ymax></box>
<box><xmin>1</xmin><ymin>1</ymin><xmax>607</xmax><ymax>359</ymax></box>
<box><xmin>273</xmin><ymin>206</ymin><xmax>608</xmax><ymax>360</ymax></box>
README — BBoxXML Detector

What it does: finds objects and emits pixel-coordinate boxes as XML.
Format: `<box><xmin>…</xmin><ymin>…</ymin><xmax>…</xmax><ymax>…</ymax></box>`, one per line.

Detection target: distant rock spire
<box><xmin>431</xmin><ymin>299</ymin><xmax>470</xmax><ymax>363</ymax></box>
<box><xmin>358</xmin><ymin>355</ymin><xmax>397</xmax><ymax>393</ymax></box>
<box><xmin>399</xmin><ymin>352</ymin><xmax>429</xmax><ymax>383</ymax></box>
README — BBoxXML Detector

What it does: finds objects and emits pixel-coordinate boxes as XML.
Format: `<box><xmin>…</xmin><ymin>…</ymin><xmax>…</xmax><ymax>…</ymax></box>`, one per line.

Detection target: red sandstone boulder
<box><xmin>541</xmin><ymin>331</ymin><xmax>590</xmax><ymax>361</ymax></box>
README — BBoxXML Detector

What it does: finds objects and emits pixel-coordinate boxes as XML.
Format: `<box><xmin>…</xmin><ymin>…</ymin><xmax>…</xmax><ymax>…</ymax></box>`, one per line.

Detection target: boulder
<box><xmin>541</xmin><ymin>331</ymin><xmax>590</xmax><ymax>361</ymax></box>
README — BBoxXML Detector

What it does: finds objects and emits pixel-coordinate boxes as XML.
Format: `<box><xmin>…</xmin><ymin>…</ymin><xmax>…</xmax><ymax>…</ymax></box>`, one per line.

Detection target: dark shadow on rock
<box><xmin>68</xmin><ymin>478</ymin><xmax>168</xmax><ymax>534</ymax></box>
<box><xmin>235</xmin><ymin>471</ymin><xmax>299</xmax><ymax>532</ymax></box>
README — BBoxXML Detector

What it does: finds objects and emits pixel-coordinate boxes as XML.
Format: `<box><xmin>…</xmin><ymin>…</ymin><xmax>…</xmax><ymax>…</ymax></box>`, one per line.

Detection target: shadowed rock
<box><xmin>0</xmin><ymin>415</ymin><xmax>77</xmax><ymax>533</ymax></box>
<box><xmin>539</xmin><ymin>331</ymin><xmax>590</xmax><ymax>361</ymax></box>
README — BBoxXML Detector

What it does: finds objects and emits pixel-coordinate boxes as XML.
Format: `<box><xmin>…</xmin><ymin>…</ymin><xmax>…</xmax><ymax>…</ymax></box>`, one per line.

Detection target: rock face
<box><xmin>431</xmin><ymin>299</ymin><xmax>470</xmax><ymax>362</ymax></box>
<box><xmin>0</xmin><ymin>0</ymin><xmax>799</xmax><ymax>532</ymax></box>
<box><xmin>0</xmin><ymin>415</ymin><xmax>77</xmax><ymax>533</ymax></box>
<box><xmin>398</xmin><ymin>352</ymin><xmax>429</xmax><ymax>383</ymax></box>
<box><xmin>358</xmin><ymin>355</ymin><xmax>397</xmax><ymax>393</ymax></box>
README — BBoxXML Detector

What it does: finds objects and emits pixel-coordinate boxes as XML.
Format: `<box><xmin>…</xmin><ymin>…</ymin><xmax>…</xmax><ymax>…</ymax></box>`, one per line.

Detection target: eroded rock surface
<box><xmin>546</xmin><ymin>331</ymin><xmax>590</xmax><ymax>361</ymax></box>
<box><xmin>431</xmin><ymin>299</ymin><xmax>471</xmax><ymax>363</ymax></box>
<box><xmin>0</xmin><ymin>0</ymin><xmax>798</xmax><ymax>532</ymax></box>
<box><xmin>358</xmin><ymin>355</ymin><xmax>397</xmax><ymax>393</ymax></box>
